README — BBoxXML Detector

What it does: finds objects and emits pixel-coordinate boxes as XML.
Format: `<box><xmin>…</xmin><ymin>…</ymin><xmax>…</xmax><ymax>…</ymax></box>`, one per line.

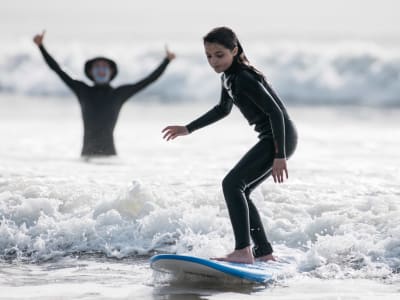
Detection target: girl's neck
<box><xmin>224</xmin><ymin>59</ymin><xmax>241</xmax><ymax>76</ymax></box>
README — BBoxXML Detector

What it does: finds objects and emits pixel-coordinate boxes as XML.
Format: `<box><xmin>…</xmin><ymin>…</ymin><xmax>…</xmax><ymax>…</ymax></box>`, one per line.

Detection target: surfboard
<box><xmin>150</xmin><ymin>254</ymin><xmax>283</xmax><ymax>283</ymax></box>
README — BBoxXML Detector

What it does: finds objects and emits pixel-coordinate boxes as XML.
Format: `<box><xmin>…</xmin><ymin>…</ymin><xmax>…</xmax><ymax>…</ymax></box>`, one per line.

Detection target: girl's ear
<box><xmin>232</xmin><ymin>46</ymin><xmax>238</xmax><ymax>56</ymax></box>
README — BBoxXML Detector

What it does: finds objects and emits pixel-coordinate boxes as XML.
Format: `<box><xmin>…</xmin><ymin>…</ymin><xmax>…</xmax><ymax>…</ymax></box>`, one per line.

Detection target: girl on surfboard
<box><xmin>162</xmin><ymin>27</ymin><xmax>298</xmax><ymax>264</ymax></box>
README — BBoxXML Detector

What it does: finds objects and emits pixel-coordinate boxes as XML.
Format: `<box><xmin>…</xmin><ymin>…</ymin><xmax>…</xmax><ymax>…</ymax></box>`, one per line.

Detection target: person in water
<box><xmin>162</xmin><ymin>27</ymin><xmax>298</xmax><ymax>264</ymax></box>
<box><xmin>33</xmin><ymin>31</ymin><xmax>176</xmax><ymax>157</ymax></box>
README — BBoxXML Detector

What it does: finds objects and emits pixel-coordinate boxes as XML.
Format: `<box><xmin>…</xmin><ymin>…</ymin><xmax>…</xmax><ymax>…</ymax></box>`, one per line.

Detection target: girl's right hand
<box><xmin>162</xmin><ymin>125</ymin><xmax>189</xmax><ymax>141</ymax></box>
<box><xmin>33</xmin><ymin>30</ymin><xmax>46</xmax><ymax>46</ymax></box>
<box><xmin>272</xmin><ymin>158</ymin><xmax>288</xmax><ymax>183</ymax></box>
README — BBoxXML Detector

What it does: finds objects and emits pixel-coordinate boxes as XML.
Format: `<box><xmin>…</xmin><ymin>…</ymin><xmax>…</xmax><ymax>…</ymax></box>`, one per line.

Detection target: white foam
<box><xmin>0</xmin><ymin>97</ymin><xmax>399</xmax><ymax>287</ymax></box>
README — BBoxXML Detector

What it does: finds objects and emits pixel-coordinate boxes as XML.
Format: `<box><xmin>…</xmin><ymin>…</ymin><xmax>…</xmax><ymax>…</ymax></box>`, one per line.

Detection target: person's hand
<box><xmin>162</xmin><ymin>125</ymin><xmax>188</xmax><ymax>141</ymax></box>
<box><xmin>272</xmin><ymin>158</ymin><xmax>288</xmax><ymax>183</ymax></box>
<box><xmin>33</xmin><ymin>30</ymin><xmax>46</xmax><ymax>46</ymax></box>
<box><xmin>165</xmin><ymin>45</ymin><xmax>176</xmax><ymax>61</ymax></box>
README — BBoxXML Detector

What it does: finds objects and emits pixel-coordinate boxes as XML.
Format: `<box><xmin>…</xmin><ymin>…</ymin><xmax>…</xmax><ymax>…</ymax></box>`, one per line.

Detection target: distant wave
<box><xmin>1</xmin><ymin>40</ymin><xmax>400</xmax><ymax>106</ymax></box>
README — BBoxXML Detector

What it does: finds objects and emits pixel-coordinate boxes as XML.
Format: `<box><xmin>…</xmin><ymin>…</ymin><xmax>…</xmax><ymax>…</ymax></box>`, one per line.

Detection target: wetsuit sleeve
<box><xmin>114</xmin><ymin>58</ymin><xmax>170</xmax><ymax>102</ymax></box>
<box><xmin>236</xmin><ymin>72</ymin><xmax>286</xmax><ymax>158</ymax></box>
<box><xmin>38</xmin><ymin>45</ymin><xmax>83</xmax><ymax>93</ymax></box>
<box><xmin>186</xmin><ymin>88</ymin><xmax>233</xmax><ymax>133</ymax></box>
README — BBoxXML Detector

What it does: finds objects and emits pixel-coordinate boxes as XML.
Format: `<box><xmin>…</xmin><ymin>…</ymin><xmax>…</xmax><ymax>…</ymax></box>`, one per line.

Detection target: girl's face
<box><xmin>204</xmin><ymin>42</ymin><xmax>238</xmax><ymax>73</ymax></box>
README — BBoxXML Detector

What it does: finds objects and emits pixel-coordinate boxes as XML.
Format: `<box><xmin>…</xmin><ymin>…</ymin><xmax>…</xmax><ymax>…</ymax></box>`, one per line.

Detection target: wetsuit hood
<box><xmin>84</xmin><ymin>57</ymin><xmax>118</xmax><ymax>82</ymax></box>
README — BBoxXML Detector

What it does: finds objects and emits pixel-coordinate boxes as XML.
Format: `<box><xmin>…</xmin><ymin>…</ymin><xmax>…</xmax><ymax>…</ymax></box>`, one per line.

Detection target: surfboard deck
<box><xmin>150</xmin><ymin>254</ymin><xmax>284</xmax><ymax>283</ymax></box>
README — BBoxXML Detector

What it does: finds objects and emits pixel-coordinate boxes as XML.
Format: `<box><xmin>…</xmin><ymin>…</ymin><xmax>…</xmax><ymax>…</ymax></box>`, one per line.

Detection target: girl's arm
<box><xmin>185</xmin><ymin>88</ymin><xmax>233</xmax><ymax>133</ymax></box>
<box><xmin>162</xmin><ymin>87</ymin><xmax>233</xmax><ymax>141</ymax></box>
<box><xmin>236</xmin><ymin>71</ymin><xmax>286</xmax><ymax>159</ymax></box>
<box><xmin>236</xmin><ymin>71</ymin><xmax>289</xmax><ymax>183</ymax></box>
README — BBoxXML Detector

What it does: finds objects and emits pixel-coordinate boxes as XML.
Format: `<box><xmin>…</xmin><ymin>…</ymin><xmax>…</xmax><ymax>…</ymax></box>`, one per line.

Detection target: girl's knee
<box><xmin>222</xmin><ymin>171</ymin><xmax>244</xmax><ymax>192</ymax></box>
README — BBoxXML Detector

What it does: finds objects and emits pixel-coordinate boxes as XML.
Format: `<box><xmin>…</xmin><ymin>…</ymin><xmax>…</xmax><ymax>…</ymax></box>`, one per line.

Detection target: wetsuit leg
<box><xmin>244</xmin><ymin>171</ymin><xmax>274</xmax><ymax>257</ymax></box>
<box><xmin>245</xmin><ymin>123</ymin><xmax>298</xmax><ymax>257</ymax></box>
<box><xmin>222</xmin><ymin>138</ymin><xmax>275</xmax><ymax>251</ymax></box>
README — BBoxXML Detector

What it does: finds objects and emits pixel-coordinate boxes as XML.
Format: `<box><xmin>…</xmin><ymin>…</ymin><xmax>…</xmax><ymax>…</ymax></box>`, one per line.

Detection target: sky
<box><xmin>1</xmin><ymin>0</ymin><xmax>400</xmax><ymax>43</ymax></box>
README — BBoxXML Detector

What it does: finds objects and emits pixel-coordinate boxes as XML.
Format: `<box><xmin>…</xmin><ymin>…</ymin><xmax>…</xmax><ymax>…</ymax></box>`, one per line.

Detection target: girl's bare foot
<box><xmin>211</xmin><ymin>246</ymin><xmax>255</xmax><ymax>264</ymax></box>
<box><xmin>256</xmin><ymin>253</ymin><xmax>277</xmax><ymax>262</ymax></box>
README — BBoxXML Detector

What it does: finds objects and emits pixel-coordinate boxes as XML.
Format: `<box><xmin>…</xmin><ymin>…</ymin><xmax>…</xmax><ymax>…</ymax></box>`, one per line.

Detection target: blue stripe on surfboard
<box><xmin>150</xmin><ymin>254</ymin><xmax>273</xmax><ymax>283</ymax></box>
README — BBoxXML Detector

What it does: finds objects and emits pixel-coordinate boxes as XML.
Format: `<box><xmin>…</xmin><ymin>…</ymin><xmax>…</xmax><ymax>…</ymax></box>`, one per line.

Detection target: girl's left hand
<box><xmin>165</xmin><ymin>45</ymin><xmax>176</xmax><ymax>61</ymax></box>
<box><xmin>162</xmin><ymin>125</ymin><xmax>188</xmax><ymax>141</ymax></box>
<box><xmin>272</xmin><ymin>158</ymin><xmax>288</xmax><ymax>183</ymax></box>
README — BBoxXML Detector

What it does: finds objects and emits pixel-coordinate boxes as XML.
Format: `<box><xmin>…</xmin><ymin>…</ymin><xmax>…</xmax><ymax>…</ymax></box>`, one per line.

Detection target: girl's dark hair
<box><xmin>203</xmin><ymin>27</ymin><xmax>265</xmax><ymax>81</ymax></box>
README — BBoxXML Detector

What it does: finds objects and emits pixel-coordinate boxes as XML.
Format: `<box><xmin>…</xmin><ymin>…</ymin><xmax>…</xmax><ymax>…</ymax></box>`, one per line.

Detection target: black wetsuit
<box><xmin>38</xmin><ymin>45</ymin><xmax>170</xmax><ymax>156</ymax></box>
<box><xmin>186</xmin><ymin>60</ymin><xmax>298</xmax><ymax>257</ymax></box>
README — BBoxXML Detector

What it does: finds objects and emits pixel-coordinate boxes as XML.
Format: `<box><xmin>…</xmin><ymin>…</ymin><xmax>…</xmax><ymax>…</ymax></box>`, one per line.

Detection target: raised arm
<box><xmin>236</xmin><ymin>71</ymin><xmax>286</xmax><ymax>159</ymax></box>
<box><xmin>115</xmin><ymin>46</ymin><xmax>175</xmax><ymax>102</ymax></box>
<box><xmin>34</xmin><ymin>31</ymin><xmax>82</xmax><ymax>93</ymax></box>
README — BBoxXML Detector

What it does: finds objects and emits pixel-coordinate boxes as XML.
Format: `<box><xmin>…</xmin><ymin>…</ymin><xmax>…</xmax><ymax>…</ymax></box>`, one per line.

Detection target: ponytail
<box><xmin>235</xmin><ymin>41</ymin><xmax>266</xmax><ymax>83</ymax></box>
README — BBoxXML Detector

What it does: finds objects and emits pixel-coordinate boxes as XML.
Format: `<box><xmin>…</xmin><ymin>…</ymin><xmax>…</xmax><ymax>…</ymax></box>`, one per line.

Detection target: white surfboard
<box><xmin>150</xmin><ymin>254</ymin><xmax>288</xmax><ymax>283</ymax></box>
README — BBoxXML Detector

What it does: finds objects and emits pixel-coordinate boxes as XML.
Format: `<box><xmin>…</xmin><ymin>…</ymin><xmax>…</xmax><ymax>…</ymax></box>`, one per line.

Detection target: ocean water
<box><xmin>0</xmin><ymin>92</ymin><xmax>399</xmax><ymax>299</ymax></box>
<box><xmin>1</xmin><ymin>39</ymin><xmax>400</xmax><ymax>106</ymax></box>
<box><xmin>2</xmin><ymin>0</ymin><xmax>400</xmax><ymax>297</ymax></box>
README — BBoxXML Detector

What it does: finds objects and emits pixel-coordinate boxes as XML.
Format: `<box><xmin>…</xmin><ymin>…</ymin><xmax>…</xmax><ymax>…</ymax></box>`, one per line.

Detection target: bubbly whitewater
<box><xmin>0</xmin><ymin>91</ymin><xmax>399</xmax><ymax>298</ymax></box>
<box><xmin>1</xmin><ymin>35</ymin><xmax>400</xmax><ymax>299</ymax></box>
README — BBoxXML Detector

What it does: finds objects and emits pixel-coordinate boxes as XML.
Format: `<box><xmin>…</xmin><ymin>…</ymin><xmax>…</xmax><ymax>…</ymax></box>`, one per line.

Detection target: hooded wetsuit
<box><xmin>186</xmin><ymin>60</ymin><xmax>298</xmax><ymax>257</ymax></box>
<box><xmin>38</xmin><ymin>45</ymin><xmax>170</xmax><ymax>156</ymax></box>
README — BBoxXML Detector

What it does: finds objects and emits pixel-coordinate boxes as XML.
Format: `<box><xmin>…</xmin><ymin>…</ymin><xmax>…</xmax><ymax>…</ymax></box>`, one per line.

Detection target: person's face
<box><xmin>204</xmin><ymin>42</ymin><xmax>238</xmax><ymax>73</ymax></box>
<box><xmin>90</xmin><ymin>60</ymin><xmax>112</xmax><ymax>84</ymax></box>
